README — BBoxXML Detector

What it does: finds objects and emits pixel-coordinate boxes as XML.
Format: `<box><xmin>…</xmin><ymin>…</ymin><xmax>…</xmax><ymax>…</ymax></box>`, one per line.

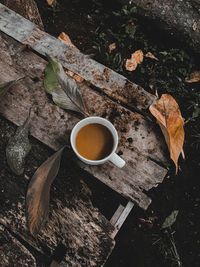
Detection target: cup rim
<box><xmin>70</xmin><ymin>116</ymin><xmax>118</xmax><ymax>163</ymax></box>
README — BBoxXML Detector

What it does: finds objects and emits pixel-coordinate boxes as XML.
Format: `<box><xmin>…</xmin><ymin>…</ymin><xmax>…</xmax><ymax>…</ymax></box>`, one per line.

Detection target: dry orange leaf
<box><xmin>149</xmin><ymin>94</ymin><xmax>184</xmax><ymax>173</ymax></box>
<box><xmin>109</xmin><ymin>43</ymin><xmax>116</xmax><ymax>53</ymax></box>
<box><xmin>185</xmin><ymin>71</ymin><xmax>200</xmax><ymax>83</ymax></box>
<box><xmin>125</xmin><ymin>50</ymin><xmax>144</xmax><ymax>71</ymax></box>
<box><xmin>65</xmin><ymin>70</ymin><xmax>84</xmax><ymax>83</ymax></box>
<box><xmin>46</xmin><ymin>0</ymin><xmax>56</xmax><ymax>6</ymax></box>
<box><xmin>145</xmin><ymin>52</ymin><xmax>159</xmax><ymax>61</ymax></box>
<box><xmin>58</xmin><ymin>32</ymin><xmax>80</xmax><ymax>52</ymax></box>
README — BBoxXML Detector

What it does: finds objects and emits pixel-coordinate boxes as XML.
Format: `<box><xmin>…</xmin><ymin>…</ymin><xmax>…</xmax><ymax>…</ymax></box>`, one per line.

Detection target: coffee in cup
<box><xmin>70</xmin><ymin>117</ymin><xmax>125</xmax><ymax>168</ymax></box>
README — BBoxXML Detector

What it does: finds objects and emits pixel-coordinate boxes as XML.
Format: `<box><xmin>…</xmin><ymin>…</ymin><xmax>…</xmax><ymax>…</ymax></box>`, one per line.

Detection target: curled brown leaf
<box><xmin>26</xmin><ymin>146</ymin><xmax>66</xmax><ymax>236</ymax></box>
<box><xmin>125</xmin><ymin>50</ymin><xmax>143</xmax><ymax>71</ymax></box>
<box><xmin>149</xmin><ymin>94</ymin><xmax>184</xmax><ymax>173</ymax></box>
<box><xmin>145</xmin><ymin>52</ymin><xmax>159</xmax><ymax>61</ymax></box>
<box><xmin>185</xmin><ymin>71</ymin><xmax>200</xmax><ymax>83</ymax></box>
<box><xmin>108</xmin><ymin>43</ymin><xmax>116</xmax><ymax>53</ymax></box>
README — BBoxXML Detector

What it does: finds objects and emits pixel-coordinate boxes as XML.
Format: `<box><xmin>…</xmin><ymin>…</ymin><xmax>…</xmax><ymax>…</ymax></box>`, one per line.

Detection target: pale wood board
<box><xmin>0</xmin><ymin>0</ymin><xmax>44</xmax><ymax>30</ymax></box>
<box><xmin>0</xmin><ymin>32</ymin><xmax>168</xmax><ymax>209</ymax></box>
<box><xmin>0</xmin><ymin>3</ymin><xmax>155</xmax><ymax>111</ymax></box>
<box><xmin>110</xmin><ymin>204</ymin><xmax>125</xmax><ymax>225</ymax></box>
<box><xmin>114</xmin><ymin>202</ymin><xmax>134</xmax><ymax>231</ymax></box>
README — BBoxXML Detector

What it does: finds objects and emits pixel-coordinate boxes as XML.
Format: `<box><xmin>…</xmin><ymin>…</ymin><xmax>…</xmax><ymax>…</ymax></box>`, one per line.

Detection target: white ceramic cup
<box><xmin>70</xmin><ymin>116</ymin><xmax>125</xmax><ymax>168</ymax></box>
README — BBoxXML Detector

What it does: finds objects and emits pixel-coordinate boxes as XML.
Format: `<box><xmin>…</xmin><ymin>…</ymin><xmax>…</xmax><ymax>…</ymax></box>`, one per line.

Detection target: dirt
<box><xmin>1</xmin><ymin>0</ymin><xmax>200</xmax><ymax>266</ymax></box>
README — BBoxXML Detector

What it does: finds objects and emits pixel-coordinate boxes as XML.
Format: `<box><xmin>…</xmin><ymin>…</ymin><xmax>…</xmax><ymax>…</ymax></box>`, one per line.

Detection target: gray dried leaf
<box><xmin>44</xmin><ymin>54</ymin><xmax>86</xmax><ymax>116</ymax></box>
<box><xmin>6</xmin><ymin>110</ymin><xmax>31</xmax><ymax>175</ymax></box>
<box><xmin>162</xmin><ymin>210</ymin><xmax>179</xmax><ymax>229</ymax></box>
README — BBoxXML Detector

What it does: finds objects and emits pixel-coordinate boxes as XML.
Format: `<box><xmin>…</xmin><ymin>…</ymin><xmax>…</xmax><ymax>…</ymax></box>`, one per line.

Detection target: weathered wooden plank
<box><xmin>0</xmin><ymin>116</ymin><xmax>115</xmax><ymax>267</ymax></box>
<box><xmin>110</xmin><ymin>202</ymin><xmax>134</xmax><ymax>237</ymax></box>
<box><xmin>0</xmin><ymin>3</ymin><xmax>37</xmax><ymax>42</ymax></box>
<box><xmin>0</xmin><ymin>224</ymin><xmax>36</xmax><ymax>266</ymax></box>
<box><xmin>0</xmin><ymin>0</ymin><xmax>44</xmax><ymax>30</ymax></box>
<box><xmin>0</xmin><ymin>3</ymin><xmax>155</xmax><ymax>111</ymax></box>
<box><xmin>0</xmin><ymin>32</ymin><xmax>168</xmax><ymax>209</ymax></box>
<box><xmin>113</xmin><ymin>202</ymin><xmax>134</xmax><ymax>233</ymax></box>
<box><xmin>110</xmin><ymin>204</ymin><xmax>125</xmax><ymax>225</ymax></box>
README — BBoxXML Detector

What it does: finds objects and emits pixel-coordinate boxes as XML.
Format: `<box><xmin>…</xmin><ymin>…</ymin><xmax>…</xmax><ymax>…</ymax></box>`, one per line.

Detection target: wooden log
<box><xmin>0</xmin><ymin>0</ymin><xmax>44</xmax><ymax>30</ymax></box>
<box><xmin>0</xmin><ymin>224</ymin><xmax>37</xmax><ymax>266</ymax></box>
<box><xmin>0</xmin><ymin>32</ymin><xmax>168</xmax><ymax>209</ymax></box>
<box><xmin>123</xmin><ymin>0</ymin><xmax>200</xmax><ymax>54</ymax></box>
<box><xmin>0</xmin><ymin>116</ymin><xmax>115</xmax><ymax>266</ymax></box>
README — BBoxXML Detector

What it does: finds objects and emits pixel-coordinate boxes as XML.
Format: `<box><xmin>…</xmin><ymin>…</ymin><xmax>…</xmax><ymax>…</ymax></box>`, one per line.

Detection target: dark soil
<box><xmin>2</xmin><ymin>0</ymin><xmax>200</xmax><ymax>266</ymax></box>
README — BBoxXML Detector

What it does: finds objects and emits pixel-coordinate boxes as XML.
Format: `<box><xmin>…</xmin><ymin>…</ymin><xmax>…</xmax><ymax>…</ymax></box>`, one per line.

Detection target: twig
<box><xmin>167</xmin><ymin>227</ymin><xmax>182</xmax><ymax>267</ymax></box>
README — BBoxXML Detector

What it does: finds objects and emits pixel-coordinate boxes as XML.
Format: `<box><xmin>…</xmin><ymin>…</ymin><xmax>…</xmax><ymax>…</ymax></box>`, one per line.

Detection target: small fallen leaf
<box><xmin>46</xmin><ymin>0</ymin><xmax>56</xmax><ymax>6</ymax></box>
<box><xmin>125</xmin><ymin>50</ymin><xmax>144</xmax><ymax>71</ymax></box>
<box><xmin>72</xmin><ymin>74</ymin><xmax>84</xmax><ymax>83</ymax></box>
<box><xmin>1</xmin><ymin>7</ymin><xmax>8</xmax><ymax>12</ymax></box>
<box><xmin>44</xmin><ymin>54</ymin><xmax>86</xmax><ymax>116</ymax></box>
<box><xmin>145</xmin><ymin>52</ymin><xmax>159</xmax><ymax>61</ymax></box>
<box><xmin>66</xmin><ymin>70</ymin><xmax>75</xmax><ymax>77</ymax></box>
<box><xmin>58</xmin><ymin>32</ymin><xmax>79</xmax><ymax>52</ymax></box>
<box><xmin>162</xmin><ymin>210</ymin><xmax>179</xmax><ymax>229</ymax></box>
<box><xmin>0</xmin><ymin>77</ymin><xmax>24</xmax><ymax>100</ymax></box>
<box><xmin>149</xmin><ymin>94</ymin><xmax>184</xmax><ymax>173</ymax></box>
<box><xmin>185</xmin><ymin>71</ymin><xmax>200</xmax><ymax>83</ymax></box>
<box><xmin>26</xmin><ymin>146</ymin><xmax>65</xmax><ymax>236</ymax></box>
<box><xmin>6</xmin><ymin>109</ymin><xmax>31</xmax><ymax>175</ymax></box>
<box><xmin>65</xmin><ymin>70</ymin><xmax>84</xmax><ymax>83</ymax></box>
<box><xmin>108</xmin><ymin>43</ymin><xmax>116</xmax><ymax>53</ymax></box>
<box><xmin>193</xmin><ymin>21</ymin><xmax>198</xmax><ymax>31</ymax></box>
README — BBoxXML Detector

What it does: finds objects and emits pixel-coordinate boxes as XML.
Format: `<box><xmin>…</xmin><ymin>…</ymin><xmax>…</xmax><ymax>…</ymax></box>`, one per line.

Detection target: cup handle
<box><xmin>109</xmin><ymin>153</ymin><xmax>125</xmax><ymax>168</ymax></box>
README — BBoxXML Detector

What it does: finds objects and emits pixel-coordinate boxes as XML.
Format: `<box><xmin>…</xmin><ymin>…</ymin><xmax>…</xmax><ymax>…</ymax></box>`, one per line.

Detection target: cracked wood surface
<box><xmin>0</xmin><ymin>117</ymin><xmax>115</xmax><ymax>267</ymax></box>
<box><xmin>0</xmin><ymin>32</ymin><xmax>168</xmax><ymax>209</ymax></box>
<box><xmin>0</xmin><ymin>224</ymin><xmax>37</xmax><ymax>266</ymax></box>
<box><xmin>0</xmin><ymin>0</ymin><xmax>44</xmax><ymax>30</ymax></box>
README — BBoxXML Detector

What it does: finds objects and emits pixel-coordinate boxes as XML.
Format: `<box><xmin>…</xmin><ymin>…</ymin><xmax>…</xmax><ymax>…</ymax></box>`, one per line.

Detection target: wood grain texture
<box><xmin>0</xmin><ymin>0</ymin><xmax>44</xmax><ymax>30</ymax></box>
<box><xmin>0</xmin><ymin>224</ymin><xmax>36</xmax><ymax>266</ymax></box>
<box><xmin>0</xmin><ymin>116</ymin><xmax>115</xmax><ymax>267</ymax></box>
<box><xmin>0</xmin><ymin>3</ymin><xmax>155</xmax><ymax>111</ymax></box>
<box><xmin>0</xmin><ymin>32</ymin><xmax>168</xmax><ymax>209</ymax></box>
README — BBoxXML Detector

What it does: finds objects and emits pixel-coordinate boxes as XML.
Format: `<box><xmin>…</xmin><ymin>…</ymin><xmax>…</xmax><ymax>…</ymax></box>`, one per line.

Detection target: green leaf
<box><xmin>160</xmin><ymin>51</ymin><xmax>168</xmax><ymax>56</ymax></box>
<box><xmin>44</xmin><ymin>55</ymin><xmax>86</xmax><ymax>116</ymax></box>
<box><xmin>161</xmin><ymin>210</ymin><xmax>179</xmax><ymax>229</ymax></box>
<box><xmin>130</xmin><ymin>6</ymin><xmax>137</xmax><ymax>13</ymax></box>
<box><xmin>0</xmin><ymin>77</ymin><xmax>24</xmax><ymax>100</ymax></box>
<box><xmin>192</xmin><ymin>107</ymin><xmax>200</xmax><ymax>118</ymax></box>
<box><xmin>26</xmin><ymin>146</ymin><xmax>66</xmax><ymax>236</ymax></box>
<box><xmin>44</xmin><ymin>63</ymin><xmax>59</xmax><ymax>93</ymax></box>
<box><xmin>6</xmin><ymin>110</ymin><xmax>31</xmax><ymax>175</ymax></box>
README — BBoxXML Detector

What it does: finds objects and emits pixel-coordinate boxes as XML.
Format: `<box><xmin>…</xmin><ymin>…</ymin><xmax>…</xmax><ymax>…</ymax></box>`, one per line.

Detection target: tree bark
<box><xmin>0</xmin><ymin>0</ymin><xmax>44</xmax><ymax>29</ymax></box>
<box><xmin>122</xmin><ymin>0</ymin><xmax>200</xmax><ymax>54</ymax></box>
